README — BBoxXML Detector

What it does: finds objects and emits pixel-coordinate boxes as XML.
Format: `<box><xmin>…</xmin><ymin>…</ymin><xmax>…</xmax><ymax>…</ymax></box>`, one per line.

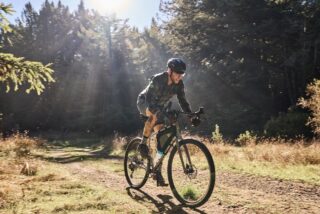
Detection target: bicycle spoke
<box><xmin>174</xmin><ymin>154</ymin><xmax>209</xmax><ymax>198</ymax></box>
<box><xmin>168</xmin><ymin>140</ymin><xmax>215</xmax><ymax>207</ymax></box>
<box><xmin>124</xmin><ymin>138</ymin><xmax>150</xmax><ymax>188</ymax></box>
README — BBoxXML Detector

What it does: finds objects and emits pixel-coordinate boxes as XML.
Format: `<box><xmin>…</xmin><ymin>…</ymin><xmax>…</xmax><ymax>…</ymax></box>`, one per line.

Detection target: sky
<box><xmin>2</xmin><ymin>0</ymin><xmax>162</xmax><ymax>30</ymax></box>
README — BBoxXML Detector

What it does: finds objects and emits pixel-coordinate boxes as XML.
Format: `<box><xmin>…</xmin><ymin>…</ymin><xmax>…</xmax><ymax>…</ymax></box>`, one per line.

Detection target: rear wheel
<box><xmin>124</xmin><ymin>138</ymin><xmax>150</xmax><ymax>189</ymax></box>
<box><xmin>167</xmin><ymin>139</ymin><xmax>215</xmax><ymax>207</ymax></box>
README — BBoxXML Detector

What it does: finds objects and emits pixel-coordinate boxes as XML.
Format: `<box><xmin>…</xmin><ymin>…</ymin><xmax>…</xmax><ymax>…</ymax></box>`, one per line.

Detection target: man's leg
<box><xmin>138</xmin><ymin>109</ymin><xmax>158</xmax><ymax>158</ymax></box>
<box><xmin>153</xmin><ymin>123</ymin><xmax>168</xmax><ymax>186</ymax></box>
<box><xmin>143</xmin><ymin>109</ymin><xmax>158</xmax><ymax>139</ymax></box>
<box><xmin>139</xmin><ymin>109</ymin><xmax>167</xmax><ymax>186</ymax></box>
<box><xmin>153</xmin><ymin>124</ymin><xmax>163</xmax><ymax>132</ymax></box>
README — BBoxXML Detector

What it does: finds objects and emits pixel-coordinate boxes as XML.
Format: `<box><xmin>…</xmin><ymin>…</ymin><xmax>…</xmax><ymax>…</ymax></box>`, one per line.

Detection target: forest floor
<box><xmin>1</xmin><ymin>137</ymin><xmax>320</xmax><ymax>213</ymax></box>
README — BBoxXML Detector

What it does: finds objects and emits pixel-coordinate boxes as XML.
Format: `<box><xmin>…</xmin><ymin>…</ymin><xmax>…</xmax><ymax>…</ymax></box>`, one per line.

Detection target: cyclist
<box><xmin>137</xmin><ymin>58</ymin><xmax>192</xmax><ymax>186</ymax></box>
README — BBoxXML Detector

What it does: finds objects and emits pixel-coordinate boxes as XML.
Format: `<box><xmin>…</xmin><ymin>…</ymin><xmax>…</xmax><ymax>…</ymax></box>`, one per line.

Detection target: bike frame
<box><xmin>125</xmin><ymin>105</ymin><xmax>213</xmax><ymax>207</ymax></box>
<box><xmin>150</xmin><ymin>121</ymin><xmax>194</xmax><ymax>174</ymax></box>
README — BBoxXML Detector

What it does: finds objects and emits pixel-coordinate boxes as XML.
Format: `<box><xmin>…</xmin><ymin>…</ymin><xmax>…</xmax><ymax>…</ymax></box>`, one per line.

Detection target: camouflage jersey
<box><xmin>138</xmin><ymin>72</ymin><xmax>191</xmax><ymax>114</ymax></box>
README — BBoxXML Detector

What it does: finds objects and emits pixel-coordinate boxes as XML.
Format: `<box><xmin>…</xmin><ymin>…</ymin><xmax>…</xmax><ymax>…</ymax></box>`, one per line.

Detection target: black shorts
<box><xmin>137</xmin><ymin>95</ymin><xmax>165</xmax><ymax>124</ymax></box>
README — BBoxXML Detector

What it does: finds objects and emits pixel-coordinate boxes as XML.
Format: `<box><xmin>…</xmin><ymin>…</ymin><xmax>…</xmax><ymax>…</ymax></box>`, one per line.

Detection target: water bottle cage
<box><xmin>156</xmin><ymin>126</ymin><xmax>176</xmax><ymax>153</ymax></box>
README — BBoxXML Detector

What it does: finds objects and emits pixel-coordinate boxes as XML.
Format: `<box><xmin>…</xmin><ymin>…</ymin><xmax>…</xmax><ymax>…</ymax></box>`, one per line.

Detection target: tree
<box><xmin>0</xmin><ymin>3</ymin><xmax>55</xmax><ymax>95</ymax></box>
<box><xmin>299</xmin><ymin>79</ymin><xmax>320</xmax><ymax>136</ymax></box>
<box><xmin>0</xmin><ymin>2</ymin><xmax>14</xmax><ymax>33</ymax></box>
<box><xmin>159</xmin><ymin>0</ymin><xmax>320</xmax><ymax>135</ymax></box>
<box><xmin>0</xmin><ymin>53</ymin><xmax>54</xmax><ymax>94</ymax></box>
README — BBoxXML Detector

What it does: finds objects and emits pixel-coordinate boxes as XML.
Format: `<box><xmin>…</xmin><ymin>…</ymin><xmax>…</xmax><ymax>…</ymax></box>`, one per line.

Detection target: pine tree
<box><xmin>0</xmin><ymin>3</ymin><xmax>54</xmax><ymax>95</ymax></box>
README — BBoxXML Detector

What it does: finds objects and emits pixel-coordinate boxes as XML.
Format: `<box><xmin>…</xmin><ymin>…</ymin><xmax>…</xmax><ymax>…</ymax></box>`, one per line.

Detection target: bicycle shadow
<box><xmin>126</xmin><ymin>187</ymin><xmax>206</xmax><ymax>214</ymax></box>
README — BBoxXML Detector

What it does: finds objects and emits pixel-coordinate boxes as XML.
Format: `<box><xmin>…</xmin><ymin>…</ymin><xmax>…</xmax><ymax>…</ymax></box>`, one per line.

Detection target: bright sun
<box><xmin>87</xmin><ymin>0</ymin><xmax>132</xmax><ymax>14</ymax></box>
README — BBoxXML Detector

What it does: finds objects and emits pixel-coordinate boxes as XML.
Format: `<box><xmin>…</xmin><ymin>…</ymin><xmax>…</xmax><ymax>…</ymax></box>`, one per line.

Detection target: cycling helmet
<box><xmin>167</xmin><ymin>58</ymin><xmax>186</xmax><ymax>74</ymax></box>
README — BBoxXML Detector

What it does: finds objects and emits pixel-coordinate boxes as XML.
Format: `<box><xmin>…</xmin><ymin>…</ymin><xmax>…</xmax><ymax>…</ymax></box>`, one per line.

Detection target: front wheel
<box><xmin>124</xmin><ymin>138</ymin><xmax>150</xmax><ymax>189</ymax></box>
<box><xmin>167</xmin><ymin>139</ymin><xmax>215</xmax><ymax>207</ymax></box>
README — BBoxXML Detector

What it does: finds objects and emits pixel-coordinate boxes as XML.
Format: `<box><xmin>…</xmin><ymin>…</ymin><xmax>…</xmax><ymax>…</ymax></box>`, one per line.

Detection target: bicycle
<box><xmin>124</xmin><ymin>103</ymin><xmax>215</xmax><ymax>208</ymax></box>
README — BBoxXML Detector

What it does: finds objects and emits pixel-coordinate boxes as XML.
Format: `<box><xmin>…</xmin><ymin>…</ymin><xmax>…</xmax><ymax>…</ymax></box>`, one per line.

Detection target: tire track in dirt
<box><xmin>219</xmin><ymin>171</ymin><xmax>320</xmax><ymax>201</ymax></box>
<box><xmin>65</xmin><ymin>160</ymin><xmax>320</xmax><ymax>214</ymax></box>
<box><xmin>215</xmin><ymin>171</ymin><xmax>320</xmax><ymax>214</ymax></box>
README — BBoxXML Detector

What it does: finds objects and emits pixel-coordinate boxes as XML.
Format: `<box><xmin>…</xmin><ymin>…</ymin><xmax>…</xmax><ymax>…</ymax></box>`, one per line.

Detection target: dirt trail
<box><xmin>65</xmin><ymin>159</ymin><xmax>320</xmax><ymax>214</ymax></box>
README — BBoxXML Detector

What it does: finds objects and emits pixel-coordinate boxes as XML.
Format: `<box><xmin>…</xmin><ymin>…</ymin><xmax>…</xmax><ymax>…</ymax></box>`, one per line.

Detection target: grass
<box><xmin>207</xmin><ymin>138</ymin><xmax>320</xmax><ymax>164</ymax></box>
<box><xmin>204</xmin><ymin>138</ymin><xmax>320</xmax><ymax>184</ymax></box>
<box><xmin>80</xmin><ymin>160</ymin><xmax>124</xmax><ymax>174</ymax></box>
<box><xmin>0</xmin><ymin>134</ymin><xmax>148</xmax><ymax>214</ymax></box>
<box><xmin>1</xmin><ymin>132</ymin><xmax>319</xmax><ymax>213</ymax></box>
<box><xmin>173</xmin><ymin>135</ymin><xmax>320</xmax><ymax>184</ymax></box>
<box><xmin>0</xmin><ymin>157</ymin><xmax>149</xmax><ymax>214</ymax></box>
<box><xmin>181</xmin><ymin>185</ymin><xmax>200</xmax><ymax>201</ymax></box>
<box><xmin>216</xmin><ymin>157</ymin><xmax>320</xmax><ymax>184</ymax></box>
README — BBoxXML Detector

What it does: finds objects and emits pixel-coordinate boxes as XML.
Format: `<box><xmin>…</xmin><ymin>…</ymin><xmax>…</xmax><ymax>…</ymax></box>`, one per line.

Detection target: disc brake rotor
<box><xmin>185</xmin><ymin>164</ymin><xmax>198</xmax><ymax>179</ymax></box>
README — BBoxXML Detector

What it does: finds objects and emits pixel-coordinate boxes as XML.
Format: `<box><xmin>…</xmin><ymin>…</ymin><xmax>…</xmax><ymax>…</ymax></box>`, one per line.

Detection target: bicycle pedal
<box><xmin>153</xmin><ymin>172</ymin><xmax>168</xmax><ymax>186</ymax></box>
<box><xmin>151</xmin><ymin>173</ymin><xmax>158</xmax><ymax>180</ymax></box>
<box><xmin>156</xmin><ymin>180</ymin><xmax>168</xmax><ymax>187</ymax></box>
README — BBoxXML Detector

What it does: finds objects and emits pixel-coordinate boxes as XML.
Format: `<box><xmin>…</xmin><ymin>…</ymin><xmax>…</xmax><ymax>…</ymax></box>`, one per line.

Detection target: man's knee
<box><xmin>146</xmin><ymin>109</ymin><xmax>158</xmax><ymax>126</ymax></box>
<box><xmin>154</xmin><ymin>124</ymin><xmax>164</xmax><ymax>132</ymax></box>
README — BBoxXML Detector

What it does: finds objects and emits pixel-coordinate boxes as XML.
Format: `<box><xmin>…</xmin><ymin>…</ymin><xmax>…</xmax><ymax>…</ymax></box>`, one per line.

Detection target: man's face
<box><xmin>170</xmin><ymin>70</ymin><xmax>185</xmax><ymax>84</ymax></box>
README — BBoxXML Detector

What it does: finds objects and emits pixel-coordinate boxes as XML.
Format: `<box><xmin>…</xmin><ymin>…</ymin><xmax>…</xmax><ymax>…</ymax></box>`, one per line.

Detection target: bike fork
<box><xmin>177</xmin><ymin>141</ymin><xmax>194</xmax><ymax>173</ymax></box>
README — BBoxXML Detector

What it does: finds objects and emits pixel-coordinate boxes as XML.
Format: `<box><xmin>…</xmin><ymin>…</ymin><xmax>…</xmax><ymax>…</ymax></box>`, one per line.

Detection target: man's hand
<box><xmin>190</xmin><ymin>115</ymin><xmax>201</xmax><ymax>127</ymax></box>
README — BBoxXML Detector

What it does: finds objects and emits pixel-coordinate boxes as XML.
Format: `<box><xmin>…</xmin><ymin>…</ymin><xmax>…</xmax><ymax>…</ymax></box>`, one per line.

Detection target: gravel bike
<box><xmin>124</xmin><ymin>104</ymin><xmax>215</xmax><ymax>208</ymax></box>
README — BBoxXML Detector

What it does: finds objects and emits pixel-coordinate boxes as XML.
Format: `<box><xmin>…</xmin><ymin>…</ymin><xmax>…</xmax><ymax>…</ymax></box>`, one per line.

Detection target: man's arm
<box><xmin>145</xmin><ymin>76</ymin><xmax>162</xmax><ymax>114</ymax></box>
<box><xmin>177</xmin><ymin>82</ymin><xmax>192</xmax><ymax>113</ymax></box>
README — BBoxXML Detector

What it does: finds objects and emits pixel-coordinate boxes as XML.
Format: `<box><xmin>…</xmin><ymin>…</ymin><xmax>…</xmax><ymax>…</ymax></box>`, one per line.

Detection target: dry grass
<box><xmin>111</xmin><ymin>133</ymin><xmax>128</xmax><ymax>153</ymax></box>
<box><xmin>201</xmin><ymin>137</ymin><xmax>320</xmax><ymax>184</ymax></box>
<box><xmin>0</xmin><ymin>160</ymin><xmax>19</xmax><ymax>175</ymax></box>
<box><xmin>0</xmin><ymin>158</ymin><xmax>148</xmax><ymax>213</ymax></box>
<box><xmin>131</xmin><ymin>132</ymin><xmax>320</xmax><ymax>166</ymax></box>
<box><xmin>0</xmin><ymin>134</ymin><xmax>148</xmax><ymax>213</ymax></box>
<box><xmin>0</xmin><ymin>133</ymin><xmax>46</xmax><ymax>209</ymax></box>
<box><xmin>0</xmin><ymin>133</ymin><xmax>45</xmax><ymax>177</ymax></box>
<box><xmin>0</xmin><ymin>132</ymin><xmax>44</xmax><ymax>158</ymax></box>
<box><xmin>0</xmin><ymin>178</ymin><xmax>24</xmax><ymax>209</ymax></box>
<box><xmin>206</xmin><ymin>138</ymin><xmax>320</xmax><ymax>166</ymax></box>
<box><xmin>244</xmin><ymin>140</ymin><xmax>320</xmax><ymax>165</ymax></box>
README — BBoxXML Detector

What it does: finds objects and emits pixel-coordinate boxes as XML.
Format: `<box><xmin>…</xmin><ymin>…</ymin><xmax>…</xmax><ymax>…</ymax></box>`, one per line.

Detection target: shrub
<box><xmin>299</xmin><ymin>79</ymin><xmax>320</xmax><ymax>136</ymax></box>
<box><xmin>235</xmin><ymin>130</ymin><xmax>257</xmax><ymax>146</ymax></box>
<box><xmin>264</xmin><ymin>110</ymin><xmax>312</xmax><ymax>138</ymax></box>
<box><xmin>212</xmin><ymin>124</ymin><xmax>224</xmax><ymax>144</ymax></box>
<box><xmin>181</xmin><ymin>186</ymin><xmax>199</xmax><ymax>200</ymax></box>
<box><xmin>0</xmin><ymin>132</ymin><xmax>43</xmax><ymax>158</ymax></box>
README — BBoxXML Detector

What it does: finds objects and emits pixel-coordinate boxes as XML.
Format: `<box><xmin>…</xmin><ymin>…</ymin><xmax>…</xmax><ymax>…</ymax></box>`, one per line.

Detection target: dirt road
<box><xmin>65</xmin><ymin>159</ymin><xmax>320</xmax><ymax>214</ymax></box>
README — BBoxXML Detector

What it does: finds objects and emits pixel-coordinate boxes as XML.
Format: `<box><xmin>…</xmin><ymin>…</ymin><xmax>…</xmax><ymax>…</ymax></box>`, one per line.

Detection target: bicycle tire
<box><xmin>124</xmin><ymin>137</ymin><xmax>150</xmax><ymax>189</ymax></box>
<box><xmin>167</xmin><ymin>139</ymin><xmax>215</xmax><ymax>207</ymax></box>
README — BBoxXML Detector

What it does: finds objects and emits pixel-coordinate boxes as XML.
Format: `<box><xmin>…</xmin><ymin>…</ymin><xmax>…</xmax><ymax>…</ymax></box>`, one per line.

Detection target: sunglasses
<box><xmin>173</xmin><ymin>71</ymin><xmax>185</xmax><ymax>77</ymax></box>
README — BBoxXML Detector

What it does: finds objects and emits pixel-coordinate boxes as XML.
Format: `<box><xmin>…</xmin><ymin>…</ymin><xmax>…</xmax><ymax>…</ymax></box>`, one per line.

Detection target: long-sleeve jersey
<box><xmin>138</xmin><ymin>72</ymin><xmax>191</xmax><ymax>114</ymax></box>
